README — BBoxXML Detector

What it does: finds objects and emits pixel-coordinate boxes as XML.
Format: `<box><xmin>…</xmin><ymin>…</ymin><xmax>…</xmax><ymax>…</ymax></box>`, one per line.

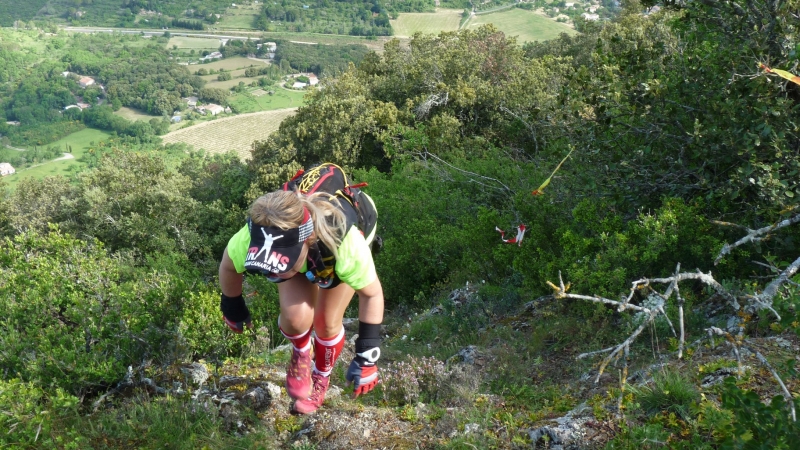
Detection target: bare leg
<box><xmin>314</xmin><ymin>283</ymin><xmax>356</xmax><ymax>338</ymax></box>
<box><xmin>278</xmin><ymin>275</ymin><xmax>318</xmax><ymax>335</ymax></box>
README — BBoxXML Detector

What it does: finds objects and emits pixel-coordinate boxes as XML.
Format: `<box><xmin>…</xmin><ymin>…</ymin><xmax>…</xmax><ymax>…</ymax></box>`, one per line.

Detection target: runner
<box><xmin>218</xmin><ymin>175</ymin><xmax>383</xmax><ymax>414</ymax></box>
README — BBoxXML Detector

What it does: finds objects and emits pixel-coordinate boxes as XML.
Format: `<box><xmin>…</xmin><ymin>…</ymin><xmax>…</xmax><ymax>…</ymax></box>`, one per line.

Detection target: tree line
<box><xmin>256</xmin><ymin>0</ymin><xmax>395</xmax><ymax>36</ymax></box>
<box><xmin>0</xmin><ymin>31</ymin><xmax>203</xmax><ymax>146</ymax></box>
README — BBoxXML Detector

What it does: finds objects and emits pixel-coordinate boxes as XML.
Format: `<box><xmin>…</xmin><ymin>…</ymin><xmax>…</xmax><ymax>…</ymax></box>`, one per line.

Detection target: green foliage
<box><xmin>630</xmin><ymin>370</ymin><xmax>700</xmax><ymax>419</ymax></box>
<box><xmin>256</xmin><ymin>0</ymin><xmax>395</xmax><ymax>36</ymax></box>
<box><xmin>0</xmin><ymin>31</ymin><xmax>200</xmax><ymax>146</ymax></box>
<box><xmin>0</xmin><ymin>228</ymin><xmax>251</xmax><ymax>395</ymax></box>
<box><xmin>0</xmin><ymin>1</ymin><xmax>47</xmax><ymax>27</ymax></box>
<box><xmin>0</xmin><ymin>378</ymin><xmax>81</xmax><ymax>448</ymax></box>
<box><xmin>525</xmin><ymin>3</ymin><xmax>800</xmax><ymax>220</ymax></box>
<box><xmin>199</xmin><ymin>87</ymin><xmax>229</xmax><ymax>105</ymax></box>
<box><xmin>275</xmin><ymin>41</ymin><xmax>370</xmax><ymax>76</ymax></box>
<box><xmin>718</xmin><ymin>377</ymin><xmax>800</xmax><ymax>449</ymax></box>
<box><xmin>0</xmin><ymin>145</ymin><xmax>64</xmax><ymax>169</ymax></box>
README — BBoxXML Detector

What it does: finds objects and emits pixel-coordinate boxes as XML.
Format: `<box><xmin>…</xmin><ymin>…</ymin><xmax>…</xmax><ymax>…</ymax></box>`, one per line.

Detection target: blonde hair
<box><xmin>250</xmin><ymin>190</ymin><xmax>347</xmax><ymax>257</ymax></box>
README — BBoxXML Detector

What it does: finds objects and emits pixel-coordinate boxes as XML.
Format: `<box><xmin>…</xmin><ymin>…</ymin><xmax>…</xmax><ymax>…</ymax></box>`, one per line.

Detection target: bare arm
<box><xmin>356</xmin><ymin>277</ymin><xmax>384</xmax><ymax>324</ymax></box>
<box><xmin>219</xmin><ymin>247</ymin><xmax>244</xmax><ymax>297</ymax></box>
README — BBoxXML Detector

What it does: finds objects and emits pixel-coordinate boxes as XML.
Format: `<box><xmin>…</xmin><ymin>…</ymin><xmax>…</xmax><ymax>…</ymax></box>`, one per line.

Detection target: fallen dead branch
<box><xmin>550</xmin><ymin>215</ymin><xmax>800</xmax><ymax>421</ymax></box>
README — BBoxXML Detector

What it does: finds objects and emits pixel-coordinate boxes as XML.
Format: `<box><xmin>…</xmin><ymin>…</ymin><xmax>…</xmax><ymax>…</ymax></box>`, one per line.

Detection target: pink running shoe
<box><xmin>286</xmin><ymin>348</ymin><xmax>313</xmax><ymax>400</ymax></box>
<box><xmin>293</xmin><ymin>372</ymin><xmax>330</xmax><ymax>414</ymax></box>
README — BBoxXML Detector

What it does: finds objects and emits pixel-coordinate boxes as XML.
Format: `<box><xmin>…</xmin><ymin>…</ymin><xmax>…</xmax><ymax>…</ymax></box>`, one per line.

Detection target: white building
<box><xmin>79</xmin><ymin>76</ymin><xmax>95</xmax><ymax>88</ymax></box>
<box><xmin>0</xmin><ymin>163</ymin><xmax>15</xmax><ymax>176</ymax></box>
<box><xmin>581</xmin><ymin>13</ymin><xmax>600</xmax><ymax>20</ymax></box>
<box><xmin>206</xmin><ymin>104</ymin><xmax>225</xmax><ymax>116</ymax></box>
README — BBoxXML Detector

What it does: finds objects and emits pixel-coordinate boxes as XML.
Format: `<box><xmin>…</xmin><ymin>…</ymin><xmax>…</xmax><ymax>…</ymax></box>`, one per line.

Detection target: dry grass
<box><xmin>160</xmin><ymin>108</ymin><xmax>297</xmax><ymax>159</ymax></box>
<box><xmin>167</xmin><ymin>36</ymin><xmax>221</xmax><ymax>50</ymax></box>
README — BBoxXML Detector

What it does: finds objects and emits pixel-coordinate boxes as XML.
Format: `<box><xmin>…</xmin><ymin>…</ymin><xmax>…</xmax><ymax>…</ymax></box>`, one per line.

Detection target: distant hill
<box><xmin>0</xmin><ymin>0</ymin><xmax>48</xmax><ymax>26</ymax></box>
<box><xmin>6</xmin><ymin>0</ymin><xmax>433</xmax><ymax>36</ymax></box>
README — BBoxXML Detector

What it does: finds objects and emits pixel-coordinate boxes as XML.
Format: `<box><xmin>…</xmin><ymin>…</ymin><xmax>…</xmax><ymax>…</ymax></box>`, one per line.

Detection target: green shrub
<box><xmin>0</xmin><ymin>378</ymin><xmax>82</xmax><ymax>448</ymax></box>
<box><xmin>0</xmin><ymin>228</ymin><xmax>247</xmax><ymax>395</ymax></box>
<box><xmin>718</xmin><ymin>377</ymin><xmax>800</xmax><ymax>449</ymax></box>
<box><xmin>630</xmin><ymin>370</ymin><xmax>700</xmax><ymax>419</ymax></box>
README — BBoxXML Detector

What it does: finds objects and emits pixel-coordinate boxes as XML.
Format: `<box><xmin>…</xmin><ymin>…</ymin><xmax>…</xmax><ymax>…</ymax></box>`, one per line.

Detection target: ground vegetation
<box><xmin>0</xmin><ymin>0</ymin><xmax>799</xmax><ymax>448</ymax></box>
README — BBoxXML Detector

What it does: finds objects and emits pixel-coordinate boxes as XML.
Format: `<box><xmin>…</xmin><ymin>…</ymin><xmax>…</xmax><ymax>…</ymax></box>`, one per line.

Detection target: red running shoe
<box><xmin>293</xmin><ymin>372</ymin><xmax>330</xmax><ymax>414</ymax></box>
<box><xmin>286</xmin><ymin>347</ymin><xmax>313</xmax><ymax>400</ymax></box>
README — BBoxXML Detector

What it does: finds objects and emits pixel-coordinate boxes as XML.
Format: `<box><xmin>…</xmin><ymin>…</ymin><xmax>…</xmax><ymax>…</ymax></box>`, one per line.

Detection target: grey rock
<box><xmin>265</xmin><ymin>381</ymin><xmax>281</xmax><ymax>399</ymax></box>
<box><xmin>448</xmin><ymin>345</ymin><xmax>479</xmax><ymax>365</ymax></box>
<box><xmin>180</xmin><ymin>362</ymin><xmax>209</xmax><ymax>386</ymax></box>
<box><xmin>243</xmin><ymin>386</ymin><xmax>271</xmax><ymax>409</ymax></box>
<box><xmin>527</xmin><ymin>402</ymin><xmax>592</xmax><ymax>449</ymax></box>
<box><xmin>219</xmin><ymin>375</ymin><xmax>247</xmax><ymax>388</ymax></box>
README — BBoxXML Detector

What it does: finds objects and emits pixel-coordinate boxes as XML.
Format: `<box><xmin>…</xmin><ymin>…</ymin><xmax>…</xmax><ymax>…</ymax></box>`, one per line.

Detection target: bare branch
<box><xmin>710</xmin><ymin>220</ymin><xmax>753</xmax><ymax>231</ymax></box>
<box><xmin>415</xmin><ymin>92</ymin><xmax>448</xmax><ymax>119</ymax></box>
<box><xmin>577</xmin><ymin>345</ymin><xmax>616</xmax><ymax>360</ymax></box>
<box><xmin>745</xmin><ymin>347</ymin><xmax>797</xmax><ymax>422</ymax></box>
<box><xmin>418</xmin><ymin>151</ymin><xmax>515</xmax><ymax>195</ymax></box>
<box><xmin>715</xmin><ymin>213</ymin><xmax>800</xmax><ymax>264</ymax></box>
<box><xmin>593</xmin><ymin>307</ymin><xmax>659</xmax><ymax>383</ymax></box>
<box><xmin>756</xmin><ymin>255</ymin><xmax>800</xmax><ymax>309</ymax></box>
<box><xmin>706</xmin><ymin>327</ymin><xmax>743</xmax><ymax>376</ymax></box>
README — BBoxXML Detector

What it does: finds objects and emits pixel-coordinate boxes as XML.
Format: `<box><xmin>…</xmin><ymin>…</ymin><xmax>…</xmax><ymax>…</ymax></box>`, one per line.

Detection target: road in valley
<box><xmin>64</xmin><ymin>26</ymin><xmax>259</xmax><ymax>41</ymax></box>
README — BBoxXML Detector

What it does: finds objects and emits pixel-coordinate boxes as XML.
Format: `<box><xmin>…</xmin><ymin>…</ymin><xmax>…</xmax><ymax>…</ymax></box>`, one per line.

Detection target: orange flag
<box><xmin>532</xmin><ymin>148</ymin><xmax>574</xmax><ymax>196</ymax></box>
<box><xmin>759</xmin><ymin>63</ymin><xmax>800</xmax><ymax>86</ymax></box>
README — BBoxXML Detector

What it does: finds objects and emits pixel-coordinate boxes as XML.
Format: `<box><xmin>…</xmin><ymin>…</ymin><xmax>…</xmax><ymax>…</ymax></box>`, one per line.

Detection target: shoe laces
<box><xmin>308</xmin><ymin>373</ymin><xmax>329</xmax><ymax>402</ymax></box>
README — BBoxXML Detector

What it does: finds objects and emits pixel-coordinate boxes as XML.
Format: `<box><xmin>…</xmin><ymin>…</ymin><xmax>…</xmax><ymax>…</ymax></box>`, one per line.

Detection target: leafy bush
<box><xmin>0</xmin><ymin>228</ymin><xmax>247</xmax><ymax>395</ymax></box>
<box><xmin>718</xmin><ymin>377</ymin><xmax>800</xmax><ymax>449</ymax></box>
<box><xmin>0</xmin><ymin>378</ymin><xmax>81</xmax><ymax>448</ymax></box>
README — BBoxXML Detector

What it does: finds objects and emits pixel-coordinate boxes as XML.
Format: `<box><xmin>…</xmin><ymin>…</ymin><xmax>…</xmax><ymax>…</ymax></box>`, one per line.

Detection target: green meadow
<box><xmin>227</xmin><ymin>87</ymin><xmax>306</xmax><ymax>113</ymax></box>
<box><xmin>390</xmin><ymin>9</ymin><xmax>464</xmax><ymax>37</ymax></box>
<box><xmin>218</xmin><ymin>4</ymin><xmax>261</xmax><ymax>29</ymax></box>
<box><xmin>166</xmin><ymin>36</ymin><xmax>222</xmax><ymax>51</ymax></box>
<box><xmin>3</xmin><ymin>128</ymin><xmax>111</xmax><ymax>189</ymax></box>
<box><xmin>114</xmin><ymin>106</ymin><xmax>160</xmax><ymax>122</ymax></box>
<box><xmin>465</xmin><ymin>9</ymin><xmax>576</xmax><ymax>43</ymax></box>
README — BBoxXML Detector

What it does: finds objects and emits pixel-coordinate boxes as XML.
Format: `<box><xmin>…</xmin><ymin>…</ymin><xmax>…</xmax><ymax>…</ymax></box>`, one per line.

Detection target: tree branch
<box><xmin>714</xmin><ymin>213</ymin><xmax>800</xmax><ymax>264</ymax></box>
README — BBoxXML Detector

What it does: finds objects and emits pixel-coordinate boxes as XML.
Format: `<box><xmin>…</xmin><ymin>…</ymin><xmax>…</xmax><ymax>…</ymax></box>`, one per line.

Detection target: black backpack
<box><xmin>282</xmin><ymin>163</ymin><xmax>381</xmax><ymax>254</ymax></box>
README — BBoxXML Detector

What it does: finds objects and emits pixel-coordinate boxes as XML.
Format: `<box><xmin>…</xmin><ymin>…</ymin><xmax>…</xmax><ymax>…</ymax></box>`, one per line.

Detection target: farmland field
<box><xmin>390</xmin><ymin>9</ymin><xmax>463</xmax><ymax>38</ymax></box>
<box><xmin>204</xmin><ymin>76</ymin><xmax>264</xmax><ymax>90</ymax></box>
<box><xmin>167</xmin><ymin>36</ymin><xmax>223</xmax><ymax>51</ymax></box>
<box><xmin>228</xmin><ymin>88</ymin><xmax>306</xmax><ymax>113</ymax></box>
<box><xmin>3</xmin><ymin>128</ymin><xmax>111</xmax><ymax>189</ymax></box>
<box><xmin>218</xmin><ymin>4</ymin><xmax>261</xmax><ymax>29</ymax></box>
<box><xmin>160</xmin><ymin>108</ymin><xmax>297</xmax><ymax>159</ymax></box>
<box><xmin>260</xmin><ymin>31</ymin><xmax>392</xmax><ymax>52</ymax></box>
<box><xmin>465</xmin><ymin>9</ymin><xmax>576</xmax><ymax>43</ymax></box>
<box><xmin>114</xmin><ymin>106</ymin><xmax>159</xmax><ymax>122</ymax></box>
<box><xmin>199</xmin><ymin>56</ymin><xmax>267</xmax><ymax>72</ymax></box>
<box><xmin>200</xmin><ymin>68</ymin><xmax>251</xmax><ymax>81</ymax></box>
